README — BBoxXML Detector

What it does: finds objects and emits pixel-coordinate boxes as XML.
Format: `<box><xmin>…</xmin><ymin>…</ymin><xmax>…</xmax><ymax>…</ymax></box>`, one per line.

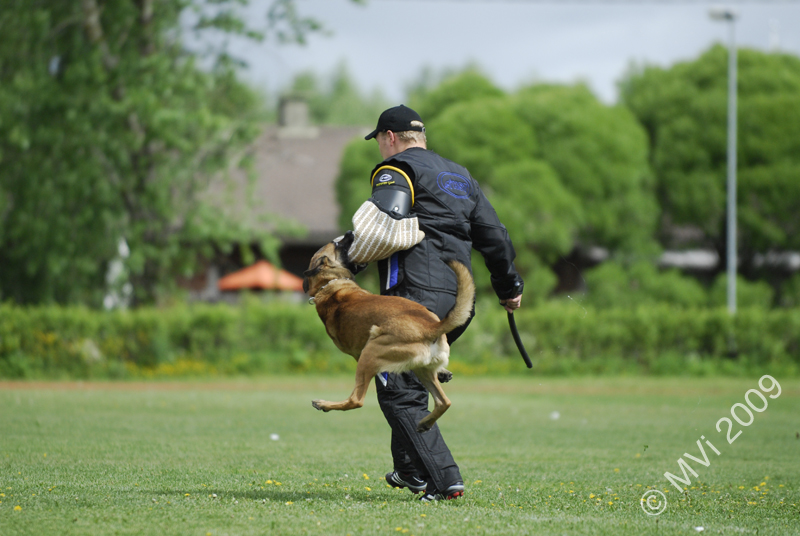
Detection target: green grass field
<box><xmin>1</xmin><ymin>376</ymin><xmax>798</xmax><ymax>535</ymax></box>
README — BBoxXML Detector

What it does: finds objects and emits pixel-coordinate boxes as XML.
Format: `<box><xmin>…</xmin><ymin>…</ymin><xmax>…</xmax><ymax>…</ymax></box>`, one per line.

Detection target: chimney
<box><xmin>278</xmin><ymin>98</ymin><xmax>319</xmax><ymax>139</ymax></box>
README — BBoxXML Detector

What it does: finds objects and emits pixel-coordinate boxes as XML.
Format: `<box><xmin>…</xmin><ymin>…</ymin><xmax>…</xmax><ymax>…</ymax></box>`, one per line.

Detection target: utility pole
<box><xmin>709</xmin><ymin>6</ymin><xmax>738</xmax><ymax>314</ymax></box>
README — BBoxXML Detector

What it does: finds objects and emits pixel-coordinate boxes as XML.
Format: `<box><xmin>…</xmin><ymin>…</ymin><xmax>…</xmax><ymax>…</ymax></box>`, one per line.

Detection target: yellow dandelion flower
<box><xmin>184</xmin><ymin>494</ymin><xmax>190</xmax><ymax>497</ymax></box>
<box><xmin>739</xmin><ymin>486</ymin><xmax>745</xmax><ymax>489</ymax></box>
<box><xmin>420</xmin><ymin>514</ymin><xmax>426</xmax><ymax>517</ymax></box>
<box><xmin>266</xmin><ymin>480</ymin><xmax>273</xmax><ymax>484</ymax></box>
<box><xmin>614</xmin><ymin>468</ymin><xmax>620</xmax><ymax>472</ymax></box>
<box><xmin>276</xmin><ymin>482</ymin><xmax>282</xmax><ymax>486</ymax></box>
<box><xmin>365</xmin><ymin>487</ymin><xmax>371</xmax><ymax>491</ymax></box>
<box><xmin>474</xmin><ymin>480</ymin><xmax>482</xmax><ymax>484</ymax></box>
<box><xmin>589</xmin><ymin>494</ymin><xmax>595</xmax><ymax>498</ymax></box>
<box><xmin>363</xmin><ymin>474</ymin><xmax>369</xmax><ymax>480</ymax></box>
<box><xmin>14</xmin><ymin>505</ymin><xmax>21</xmax><ymax>511</ymax></box>
<box><xmin>285</xmin><ymin>501</ymin><xmax>293</xmax><ymax>505</ymax></box>
<box><xmin>395</xmin><ymin>527</ymin><xmax>403</xmax><ymax>532</ymax></box>
<box><xmin>608</xmin><ymin>501</ymin><xmax>614</xmax><ymax>505</ymax></box>
<box><xmin>760</xmin><ymin>482</ymin><xmax>766</xmax><ymax>487</ymax></box>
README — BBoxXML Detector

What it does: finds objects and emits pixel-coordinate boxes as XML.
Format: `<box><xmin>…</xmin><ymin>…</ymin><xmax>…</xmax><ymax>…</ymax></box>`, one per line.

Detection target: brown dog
<box><xmin>303</xmin><ymin>231</ymin><xmax>475</xmax><ymax>432</ymax></box>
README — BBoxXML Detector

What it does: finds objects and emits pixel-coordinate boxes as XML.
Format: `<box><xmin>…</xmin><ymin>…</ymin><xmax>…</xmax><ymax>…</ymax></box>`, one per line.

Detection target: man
<box><xmin>348</xmin><ymin>104</ymin><xmax>523</xmax><ymax>501</ymax></box>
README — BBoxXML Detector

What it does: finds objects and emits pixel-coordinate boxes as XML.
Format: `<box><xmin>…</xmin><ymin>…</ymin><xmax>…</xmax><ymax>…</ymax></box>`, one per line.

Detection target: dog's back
<box><xmin>317</xmin><ymin>261</ymin><xmax>474</xmax><ymax>357</ymax></box>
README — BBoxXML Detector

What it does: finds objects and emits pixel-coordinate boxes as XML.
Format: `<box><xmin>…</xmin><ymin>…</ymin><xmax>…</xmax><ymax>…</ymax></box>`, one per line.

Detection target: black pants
<box><xmin>376</xmin><ymin>288</ymin><xmax>474</xmax><ymax>491</ymax></box>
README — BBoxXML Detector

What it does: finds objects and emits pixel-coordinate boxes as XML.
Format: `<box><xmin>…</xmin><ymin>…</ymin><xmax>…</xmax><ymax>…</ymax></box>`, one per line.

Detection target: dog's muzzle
<box><xmin>333</xmin><ymin>231</ymin><xmax>358</xmax><ymax>273</ymax></box>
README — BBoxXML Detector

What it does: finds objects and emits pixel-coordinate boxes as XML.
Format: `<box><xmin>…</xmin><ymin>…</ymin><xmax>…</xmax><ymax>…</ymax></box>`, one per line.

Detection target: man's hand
<box><xmin>500</xmin><ymin>295</ymin><xmax>522</xmax><ymax>314</ymax></box>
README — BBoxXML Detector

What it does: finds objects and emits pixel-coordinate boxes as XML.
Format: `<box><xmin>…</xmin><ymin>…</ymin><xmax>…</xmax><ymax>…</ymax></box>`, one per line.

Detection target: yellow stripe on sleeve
<box><xmin>371</xmin><ymin>166</ymin><xmax>415</xmax><ymax>207</ymax></box>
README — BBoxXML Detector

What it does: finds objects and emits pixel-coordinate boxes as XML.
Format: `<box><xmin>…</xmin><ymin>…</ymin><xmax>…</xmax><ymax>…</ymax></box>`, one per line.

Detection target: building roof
<box><xmin>207</xmin><ymin>123</ymin><xmax>369</xmax><ymax>246</ymax></box>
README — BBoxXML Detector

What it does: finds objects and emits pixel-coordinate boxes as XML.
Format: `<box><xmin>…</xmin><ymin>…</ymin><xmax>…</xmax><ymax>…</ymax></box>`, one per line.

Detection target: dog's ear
<box><xmin>302</xmin><ymin>266</ymin><xmax>319</xmax><ymax>294</ymax></box>
<box><xmin>302</xmin><ymin>257</ymin><xmax>328</xmax><ymax>294</ymax></box>
<box><xmin>303</xmin><ymin>264</ymin><xmax>323</xmax><ymax>280</ymax></box>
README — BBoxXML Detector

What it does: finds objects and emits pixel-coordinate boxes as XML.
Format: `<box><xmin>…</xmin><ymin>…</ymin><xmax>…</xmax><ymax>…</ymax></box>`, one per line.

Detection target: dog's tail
<box><xmin>432</xmin><ymin>261</ymin><xmax>475</xmax><ymax>338</ymax></box>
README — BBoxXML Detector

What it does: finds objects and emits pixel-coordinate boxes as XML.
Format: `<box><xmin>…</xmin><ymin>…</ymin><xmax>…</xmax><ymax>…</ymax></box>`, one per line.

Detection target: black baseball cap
<box><xmin>364</xmin><ymin>105</ymin><xmax>425</xmax><ymax>140</ymax></box>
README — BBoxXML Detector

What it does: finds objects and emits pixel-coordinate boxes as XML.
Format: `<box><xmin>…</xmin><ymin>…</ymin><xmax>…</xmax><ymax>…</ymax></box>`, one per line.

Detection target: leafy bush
<box><xmin>582</xmin><ymin>261</ymin><xmax>708</xmax><ymax>309</ymax></box>
<box><xmin>708</xmin><ymin>274</ymin><xmax>775</xmax><ymax>308</ymax></box>
<box><xmin>1</xmin><ymin>300</ymin><xmax>798</xmax><ymax>379</ymax></box>
<box><xmin>779</xmin><ymin>272</ymin><xmax>800</xmax><ymax>308</ymax></box>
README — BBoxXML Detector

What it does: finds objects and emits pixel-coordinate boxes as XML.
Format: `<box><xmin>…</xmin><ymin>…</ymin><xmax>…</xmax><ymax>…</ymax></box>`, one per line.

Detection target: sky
<box><xmin>218</xmin><ymin>0</ymin><xmax>800</xmax><ymax>105</ymax></box>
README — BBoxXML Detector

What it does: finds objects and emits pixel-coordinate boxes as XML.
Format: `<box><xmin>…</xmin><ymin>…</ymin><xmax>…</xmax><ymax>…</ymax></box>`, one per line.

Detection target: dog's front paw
<box><xmin>312</xmin><ymin>400</ymin><xmax>330</xmax><ymax>412</ymax></box>
<box><xmin>437</xmin><ymin>369</ymin><xmax>453</xmax><ymax>383</ymax></box>
<box><xmin>416</xmin><ymin>420</ymin><xmax>433</xmax><ymax>434</ymax></box>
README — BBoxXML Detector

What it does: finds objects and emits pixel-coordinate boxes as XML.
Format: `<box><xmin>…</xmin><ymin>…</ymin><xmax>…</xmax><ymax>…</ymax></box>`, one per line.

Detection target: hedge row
<box><xmin>1</xmin><ymin>299</ymin><xmax>798</xmax><ymax>379</ymax></box>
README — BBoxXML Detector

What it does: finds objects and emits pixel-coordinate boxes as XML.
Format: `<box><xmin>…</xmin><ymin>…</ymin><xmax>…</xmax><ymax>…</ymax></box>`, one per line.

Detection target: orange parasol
<box><xmin>217</xmin><ymin>260</ymin><xmax>304</xmax><ymax>292</ymax></box>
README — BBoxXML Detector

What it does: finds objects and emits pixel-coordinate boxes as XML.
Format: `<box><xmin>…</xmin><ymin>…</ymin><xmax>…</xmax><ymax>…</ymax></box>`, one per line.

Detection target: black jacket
<box><xmin>370</xmin><ymin>147</ymin><xmax>523</xmax><ymax>301</ymax></box>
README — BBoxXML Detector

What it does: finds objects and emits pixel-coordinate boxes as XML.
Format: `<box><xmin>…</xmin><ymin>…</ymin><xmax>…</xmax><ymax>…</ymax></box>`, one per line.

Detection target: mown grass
<box><xmin>0</xmin><ymin>376</ymin><xmax>798</xmax><ymax>535</ymax></box>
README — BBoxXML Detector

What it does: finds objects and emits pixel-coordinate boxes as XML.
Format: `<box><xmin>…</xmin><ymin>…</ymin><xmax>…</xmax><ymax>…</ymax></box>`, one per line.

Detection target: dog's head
<box><xmin>303</xmin><ymin>231</ymin><xmax>356</xmax><ymax>296</ymax></box>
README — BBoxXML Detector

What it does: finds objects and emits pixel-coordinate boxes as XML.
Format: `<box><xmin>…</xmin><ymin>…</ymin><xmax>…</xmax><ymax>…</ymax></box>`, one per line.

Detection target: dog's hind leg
<box><xmin>312</xmin><ymin>344</ymin><xmax>382</xmax><ymax>412</ymax></box>
<box><xmin>414</xmin><ymin>370</ymin><xmax>451</xmax><ymax>433</ymax></box>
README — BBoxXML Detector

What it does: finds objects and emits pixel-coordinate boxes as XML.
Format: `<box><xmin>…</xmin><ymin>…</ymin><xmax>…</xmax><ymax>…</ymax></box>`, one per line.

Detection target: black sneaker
<box><xmin>386</xmin><ymin>471</ymin><xmax>427</xmax><ymax>494</ymax></box>
<box><xmin>418</xmin><ymin>482</ymin><xmax>464</xmax><ymax>501</ymax></box>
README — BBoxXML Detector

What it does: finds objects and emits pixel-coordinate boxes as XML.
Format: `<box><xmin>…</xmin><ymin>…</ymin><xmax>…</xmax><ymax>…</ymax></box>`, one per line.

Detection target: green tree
<box><xmin>335</xmin><ymin>138</ymin><xmax>383</xmax><ymax>231</ymax></box>
<box><xmin>0</xmin><ymin>1</ymin><xmax>326</xmax><ymax>305</ymax></box>
<box><xmin>513</xmin><ymin>84</ymin><xmax>657</xmax><ymax>253</ymax></box>
<box><xmin>408</xmin><ymin>68</ymin><xmax>505</xmax><ymax>123</ymax></box>
<box><xmin>427</xmin><ymin>97</ymin><xmax>538</xmax><ymax>182</ymax></box>
<box><xmin>620</xmin><ymin>45</ymin><xmax>800</xmax><ymax>260</ymax></box>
